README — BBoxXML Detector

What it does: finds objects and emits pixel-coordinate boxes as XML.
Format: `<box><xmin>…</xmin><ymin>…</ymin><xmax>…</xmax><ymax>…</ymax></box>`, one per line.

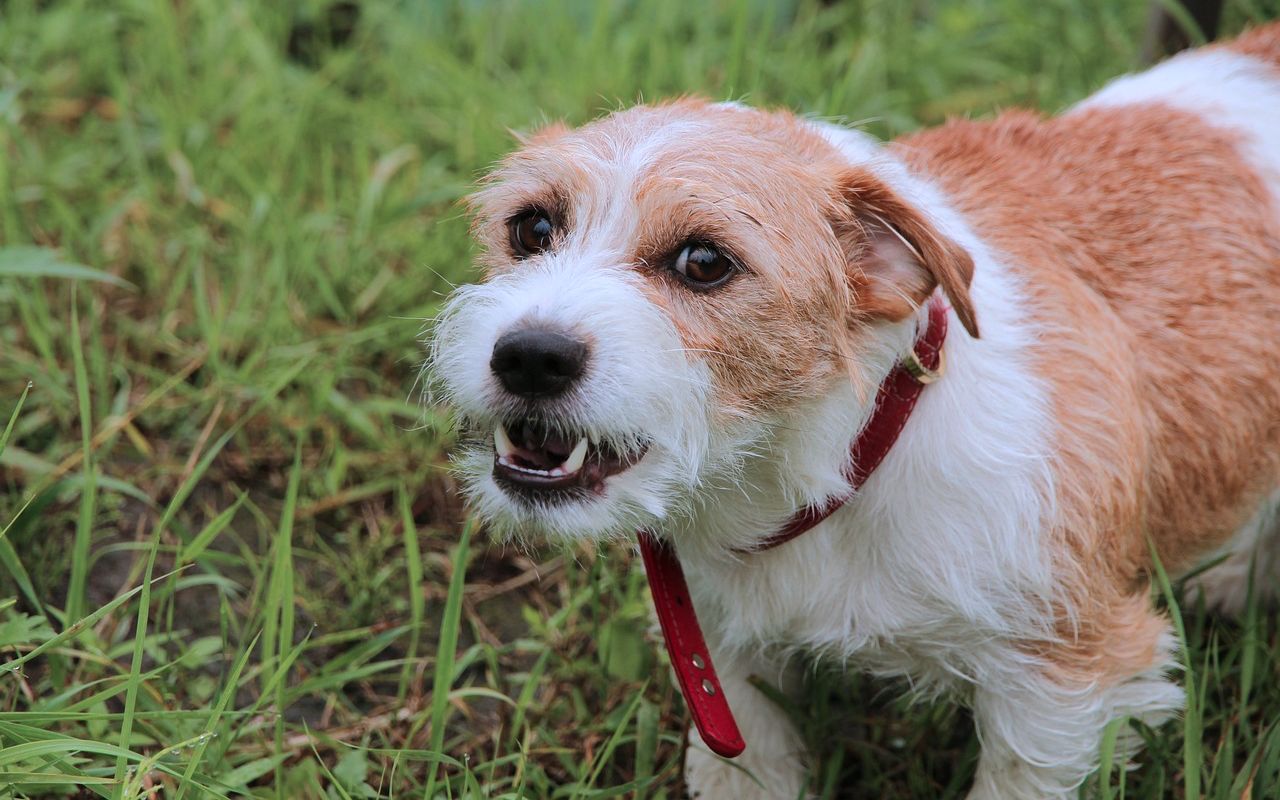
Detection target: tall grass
<box><xmin>2</xmin><ymin>0</ymin><xmax>1278</xmax><ymax>797</ymax></box>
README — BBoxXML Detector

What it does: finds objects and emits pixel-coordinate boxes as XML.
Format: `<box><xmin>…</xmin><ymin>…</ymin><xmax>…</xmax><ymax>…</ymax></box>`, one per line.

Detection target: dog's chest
<box><xmin>684</xmin><ymin>514</ymin><xmax>1003</xmax><ymax>675</ymax></box>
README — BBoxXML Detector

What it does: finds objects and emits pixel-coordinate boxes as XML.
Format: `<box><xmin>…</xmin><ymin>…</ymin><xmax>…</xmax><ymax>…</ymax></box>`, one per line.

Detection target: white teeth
<box><xmin>494</xmin><ymin>424</ymin><xmax>515</xmax><ymax>458</ymax></box>
<box><xmin>562</xmin><ymin>436</ymin><xmax>589</xmax><ymax>474</ymax></box>
<box><xmin>494</xmin><ymin>425</ymin><xmax>590</xmax><ymax>479</ymax></box>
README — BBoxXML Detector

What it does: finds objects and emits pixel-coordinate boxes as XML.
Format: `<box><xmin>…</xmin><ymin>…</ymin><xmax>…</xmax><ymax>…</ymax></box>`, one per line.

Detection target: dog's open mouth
<box><xmin>492</xmin><ymin>418</ymin><xmax>646</xmax><ymax>495</ymax></box>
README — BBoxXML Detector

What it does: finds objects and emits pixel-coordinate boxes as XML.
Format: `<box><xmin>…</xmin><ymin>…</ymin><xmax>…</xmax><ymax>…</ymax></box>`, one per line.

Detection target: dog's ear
<box><xmin>833</xmin><ymin>170</ymin><xmax>980</xmax><ymax>338</ymax></box>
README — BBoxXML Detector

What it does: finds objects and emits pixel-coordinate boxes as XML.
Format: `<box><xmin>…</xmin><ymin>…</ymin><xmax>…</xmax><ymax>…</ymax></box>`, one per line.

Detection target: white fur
<box><xmin>966</xmin><ymin>632</ymin><xmax>1183</xmax><ymax>799</ymax></box>
<box><xmin>431</xmin><ymin>254</ymin><xmax>716</xmax><ymax>541</ymax></box>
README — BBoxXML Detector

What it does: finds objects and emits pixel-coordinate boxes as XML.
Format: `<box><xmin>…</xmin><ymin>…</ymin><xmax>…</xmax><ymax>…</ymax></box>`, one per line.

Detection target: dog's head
<box><xmin>430</xmin><ymin>100</ymin><xmax>977</xmax><ymax>544</ymax></box>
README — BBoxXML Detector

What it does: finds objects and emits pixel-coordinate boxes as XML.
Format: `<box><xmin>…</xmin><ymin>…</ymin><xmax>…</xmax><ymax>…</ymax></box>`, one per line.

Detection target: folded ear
<box><xmin>833</xmin><ymin>170</ymin><xmax>980</xmax><ymax>338</ymax></box>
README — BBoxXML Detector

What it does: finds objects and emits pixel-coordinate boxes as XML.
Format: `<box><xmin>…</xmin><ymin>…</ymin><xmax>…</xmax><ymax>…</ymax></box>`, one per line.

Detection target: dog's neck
<box><xmin>663</xmin><ymin>302</ymin><xmax>928</xmax><ymax>562</ymax></box>
<box><xmin>736</xmin><ymin>299</ymin><xmax>949</xmax><ymax>554</ymax></box>
<box><xmin>636</xmin><ymin>299</ymin><xmax>949</xmax><ymax>757</ymax></box>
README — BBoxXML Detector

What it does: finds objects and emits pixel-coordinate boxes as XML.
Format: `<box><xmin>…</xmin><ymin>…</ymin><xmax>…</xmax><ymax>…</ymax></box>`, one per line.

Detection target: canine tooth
<box><xmin>495</xmin><ymin>424</ymin><xmax>516</xmax><ymax>458</ymax></box>
<box><xmin>562</xmin><ymin>437</ymin><xmax>589</xmax><ymax>474</ymax></box>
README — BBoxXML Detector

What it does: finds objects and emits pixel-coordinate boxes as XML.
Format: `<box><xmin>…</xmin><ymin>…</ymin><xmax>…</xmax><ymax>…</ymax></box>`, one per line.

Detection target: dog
<box><xmin>430</xmin><ymin>23</ymin><xmax>1280</xmax><ymax>799</ymax></box>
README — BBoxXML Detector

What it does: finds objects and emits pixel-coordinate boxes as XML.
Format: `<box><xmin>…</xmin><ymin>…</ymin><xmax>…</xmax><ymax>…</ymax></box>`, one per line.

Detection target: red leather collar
<box><xmin>637</xmin><ymin>299</ymin><xmax>949</xmax><ymax>758</ymax></box>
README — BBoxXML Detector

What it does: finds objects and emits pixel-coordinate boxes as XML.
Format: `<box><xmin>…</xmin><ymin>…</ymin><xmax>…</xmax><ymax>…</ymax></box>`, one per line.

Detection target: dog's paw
<box><xmin>684</xmin><ymin>741</ymin><xmax>809</xmax><ymax>800</ymax></box>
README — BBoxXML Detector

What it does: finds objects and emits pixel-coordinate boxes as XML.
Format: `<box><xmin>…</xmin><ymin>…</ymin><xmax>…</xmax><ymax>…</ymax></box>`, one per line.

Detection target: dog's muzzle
<box><xmin>487</xmin><ymin>325</ymin><xmax>647</xmax><ymax>500</ymax></box>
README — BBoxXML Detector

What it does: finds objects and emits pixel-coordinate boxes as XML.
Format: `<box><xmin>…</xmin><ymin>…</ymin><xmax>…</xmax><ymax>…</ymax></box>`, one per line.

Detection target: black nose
<box><xmin>490</xmin><ymin>328</ymin><xmax>588</xmax><ymax>399</ymax></box>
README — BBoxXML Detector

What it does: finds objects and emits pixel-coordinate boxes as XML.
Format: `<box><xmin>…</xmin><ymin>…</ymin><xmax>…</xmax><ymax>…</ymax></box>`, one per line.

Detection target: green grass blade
<box><xmin>1098</xmin><ymin>716</ymin><xmax>1123</xmax><ymax>800</ymax></box>
<box><xmin>0</xmin><ymin>773</ymin><xmax>114</xmax><ymax>786</ymax></box>
<box><xmin>424</xmin><ymin>520</ymin><xmax>473</xmax><ymax>798</ymax></box>
<box><xmin>0</xmin><ymin>245</ymin><xmax>133</xmax><ymax>287</ymax></box>
<box><xmin>175</xmin><ymin>492</ymin><xmax>246</xmax><ymax>567</ymax></box>
<box><xmin>398</xmin><ymin>484</ymin><xmax>425</xmax><ymax>702</ymax></box>
<box><xmin>1148</xmin><ymin>539</ymin><xmax>1200</xmax><ymax>800</ymax></box>
<box><xmin>111</xmin><ymin>522</ymin><xmax>160</xmax><ymax>797</ymax></box>
<box><xmin>1240</xmin><ymin>551</ymin><xmax>1259</xmax><ymax>714</ymax></box>
<box><xmin>0</xmin><ymin>380</ymin><xmax>30</xmax><ymax>459</ymax></box>
<box><xmin>172</xmin><ymin>632</ymin><xmax>262</xmax><ymax>800</ymax></box>
<box><xmin>67</xmin><ymin>287</ymin><xmax>95</xmax><ymax>625</ymax></box>
<box><xmin>268</xmin><ymin>441</ymin><xmax>301</xmax><ymax>800</ymax></box>
<box><xmin>633</xmin><ymin>697</ymin><xmax>658</xmax><ymax>800</ymax></box>
<box><xmin>579</xmin><ymin>684</ymin><xmax>646</xmax><ymax>796</ymax></box>
<box><xmin>0</xmin><ymin>537</ymin><xmax>43</xmax><ymax>615</ymax></box>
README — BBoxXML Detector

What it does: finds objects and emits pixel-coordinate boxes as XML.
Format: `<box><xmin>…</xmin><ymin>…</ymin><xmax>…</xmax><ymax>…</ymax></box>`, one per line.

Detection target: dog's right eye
<box><xmin>509</xmin><ymin>210</ymin><xmax>555</xmax><ymax>258</ymax></box>
<box><xmin>672</xmin><ymin>241</ymin><xmax>736</xmax><ymax>289</ymax></box>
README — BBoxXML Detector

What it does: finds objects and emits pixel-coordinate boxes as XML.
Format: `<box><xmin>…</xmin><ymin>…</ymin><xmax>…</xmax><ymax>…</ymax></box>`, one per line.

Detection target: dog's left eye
<box><xmin>509</xmin><ymin>210</ymin><xmax>555</xmax><ymax>258</ymax></box>
<box><xmin>673</xmin><ymin>242</ymin><xmax>735</xmax><ymax>288</ymax></box>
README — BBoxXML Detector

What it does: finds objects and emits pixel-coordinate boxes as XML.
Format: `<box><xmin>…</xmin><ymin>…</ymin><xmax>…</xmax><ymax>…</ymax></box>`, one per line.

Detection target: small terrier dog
<box><xmin>431</xmin><ymin>24</ymin><xmax>1280</xmax><ymax>799</ymax></box>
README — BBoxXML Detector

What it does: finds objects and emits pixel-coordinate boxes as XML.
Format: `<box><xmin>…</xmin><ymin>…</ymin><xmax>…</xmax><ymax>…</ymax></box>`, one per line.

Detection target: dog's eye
<box><xmin>509</xmin><ymin>210</ymin><xmax>555</xmax><ymax>257</ymax></box>
<box><xmin>673</xmin><ymin>242</ymin><xmax>735</xmax><ymax>288</ymax></box>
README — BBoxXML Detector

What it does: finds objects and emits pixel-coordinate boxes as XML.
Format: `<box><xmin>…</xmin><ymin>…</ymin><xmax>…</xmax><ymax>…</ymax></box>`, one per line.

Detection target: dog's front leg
<box><xmin>966</xmin><ymin>623</ymin><xmax>1182</xmax><ymax>800</ymax></box>
<box><xmin>967</xmin><ymin>674</ymin><xmax>1104</xmax><ymax>800</ymax></box>
<box><xmin>682</xmin><ymin>649</ymin><xmax>810</xmax><ymax>800</ymax></box>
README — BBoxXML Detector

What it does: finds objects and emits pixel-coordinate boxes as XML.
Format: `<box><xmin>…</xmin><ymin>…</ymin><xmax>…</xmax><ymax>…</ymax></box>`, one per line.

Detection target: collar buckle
<box><xmin>902</xmin><ymin>346</ymin><xmax>945</xmax><ymax>384</ymax></box>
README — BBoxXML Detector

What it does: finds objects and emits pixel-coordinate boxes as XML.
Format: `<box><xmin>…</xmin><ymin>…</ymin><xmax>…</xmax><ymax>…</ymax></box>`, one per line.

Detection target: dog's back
<box><xmin>896</xmin><ymin>24</ymin><xmax>1280</xmax><ymax>584</ymax></box>
<box><xmin>1233</xmin><ymin>18</ymin><xmax>1280</xmax><ymax>66</ymax></box>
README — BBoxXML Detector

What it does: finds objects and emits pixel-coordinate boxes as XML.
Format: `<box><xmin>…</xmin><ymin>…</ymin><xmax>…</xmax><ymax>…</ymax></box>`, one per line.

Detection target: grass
<box><xmin>1</xmin><ymin>0</ymin><xmax>1278</xmax><ymax>797</ymax></box>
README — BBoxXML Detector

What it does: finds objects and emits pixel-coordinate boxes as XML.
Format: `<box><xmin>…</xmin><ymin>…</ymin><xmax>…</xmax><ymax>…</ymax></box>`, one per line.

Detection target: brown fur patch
<box><xmin>1225</xmin><ymin>19</ymin><xmax>1280</xmax><ymax>67</ymax></box>
<box><xmin>897</xmin><ymin>97</ymin><xmax>1280</xmax><ymax>683</ymax></box>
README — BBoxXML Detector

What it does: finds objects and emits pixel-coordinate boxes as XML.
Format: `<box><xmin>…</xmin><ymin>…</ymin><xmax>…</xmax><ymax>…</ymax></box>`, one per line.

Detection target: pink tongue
<box><xmin>513</xmin><ymin>424</ymin><xmax>573</xmax><ymax>470</ymax></box>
